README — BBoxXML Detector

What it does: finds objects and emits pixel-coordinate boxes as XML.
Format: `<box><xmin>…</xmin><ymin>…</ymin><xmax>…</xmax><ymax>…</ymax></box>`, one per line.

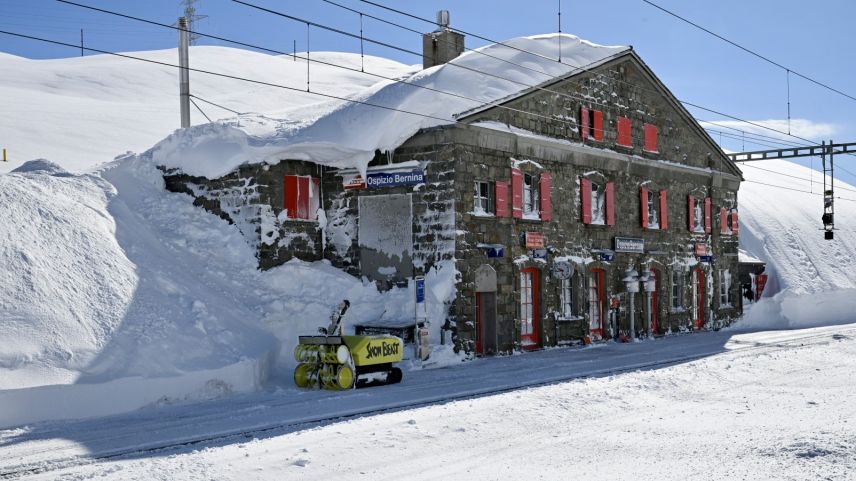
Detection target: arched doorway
<box><xmin>519</xmin><ymin>267</ymin><xmax>540</xmax><ymax>350</ymax></box>
<box><xmin>692</xmin><ymin>267</ymin><xmax>704</xmax><ymax>329</ymax></box>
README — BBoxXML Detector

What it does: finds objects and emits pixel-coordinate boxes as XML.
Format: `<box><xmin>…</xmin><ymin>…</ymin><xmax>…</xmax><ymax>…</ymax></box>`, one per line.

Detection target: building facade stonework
<box><xmin>163</xmin><ymin>50</ymin><xmax>743</xmax><ymax>355</ymax></box>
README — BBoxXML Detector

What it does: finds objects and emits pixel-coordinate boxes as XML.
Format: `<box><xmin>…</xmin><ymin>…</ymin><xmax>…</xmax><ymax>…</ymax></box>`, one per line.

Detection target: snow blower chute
<box><xmin>293</xmin><ymin>300</ymin><xmax>404</xmax><ymax>390</ymax></box>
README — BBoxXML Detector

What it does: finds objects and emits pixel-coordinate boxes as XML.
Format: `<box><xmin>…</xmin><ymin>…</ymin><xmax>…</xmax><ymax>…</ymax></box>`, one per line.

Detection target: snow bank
<box><xmin>149</xmin><ymin>34</ymin><xmax>628</xmax><ymax>178</ymax></box>
<box><xmin>735</xmin><ymin>289</ymin><xmax>856</xmax><ymax>331</ymax></box>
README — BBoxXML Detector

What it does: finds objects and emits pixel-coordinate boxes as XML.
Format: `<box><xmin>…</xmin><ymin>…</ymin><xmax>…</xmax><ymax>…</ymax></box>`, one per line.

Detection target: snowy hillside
<box><xmin>0</xmin><ymin>47</ymin><xmax>415</xmax><ymax>173</ymax></box>
<box><xmin>733</xmin><ymin>160</ymin><xmax>856</xmax><ymax>329</ymax></box>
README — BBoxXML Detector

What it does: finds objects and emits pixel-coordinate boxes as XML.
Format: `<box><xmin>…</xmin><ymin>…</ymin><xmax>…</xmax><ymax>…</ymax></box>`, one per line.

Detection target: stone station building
<box><xmin>163</xmin><ymin>28</ymin><xmax>743</xmax><ymax>356</ymax></box>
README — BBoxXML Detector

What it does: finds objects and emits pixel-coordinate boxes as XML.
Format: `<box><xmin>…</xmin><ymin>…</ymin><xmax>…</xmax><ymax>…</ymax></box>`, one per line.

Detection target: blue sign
<box><xmin>531</xmin><ymin>249</ymin><xmax>548</xmax><ymax>260</ymax></box>
<box><xmin>366</xmin><ymin>169</ymin><xmax>425</xmax><ymax>189</ymax></box>
<box><xmin>415</xmin><ymin>277</ymin><xmax>425</xmax><ymax>303</ymax></box>
<box><xmin>699</xmin><ymin>255</ymin><xmax>714</xmax><ymax>263</ymax></box>
<box><xmin>599</xmin><ymin>252</ymin><xmax>615</xmax><ymax>262</ymax></box>
<box><xmin>487</xmin><ymin>247</ymin><xmax>504</xmax><ymax>258</ymax></box>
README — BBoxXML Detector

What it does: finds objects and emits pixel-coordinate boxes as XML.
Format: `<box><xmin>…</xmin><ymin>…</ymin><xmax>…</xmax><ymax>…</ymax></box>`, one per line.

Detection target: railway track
<box><xmin>2</xmin><ymin>326</ymin><xmax>852</xmax><ymax>479</ymax></box>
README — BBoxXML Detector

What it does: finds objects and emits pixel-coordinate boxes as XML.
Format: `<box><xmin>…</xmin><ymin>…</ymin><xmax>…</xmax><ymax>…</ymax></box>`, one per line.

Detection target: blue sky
<box><xmin>2</xmin><ymin>0</ymin><xmax>854</xmax><ymax>182</ymax></box>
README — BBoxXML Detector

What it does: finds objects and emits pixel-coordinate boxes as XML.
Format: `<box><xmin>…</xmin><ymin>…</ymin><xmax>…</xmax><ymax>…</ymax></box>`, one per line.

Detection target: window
<box><xmin>642</xmin><ymin>188</ymin><xmax>660</xmax><ymax>229</ymax></box>
<box><xmin>523</xmin><ymin>173</ymin><xmax>539</xmax><ymax>217</ymax></box>
<box><xmin>617</xmin><ymin>116</ymin><xmax>632</xmax><ymax>147</ymax></box>
<box><xmin>579</xmin><ymin>106</ymin><xmax>604</xmax><ymax>141</ymax></box>
<box><xmin>643</xmin><ymin>123</ymin><xmax>658</xmax><ymax>153</ymax></box>
<box><xmin>520</xmin><ymin>271</ymin><xmax>535</xmax><ymax>336</ymax></box>
<box><xmin>591</xmin><ymin>182</ymin><xmax>605</xmax><ymax>225</ymax></box>
<box><xmin>560</xmin><ymin>276</ymin><xmax>574</xmax><ymax>319</ymax></box>
<box><xmin>283</xmin><ymin>175</ymin><xmax>320</xmax><ymax>221</ymax></box>
<box><xmin>689</xmin><ymin>197</ymin><xmax>705</xmax><ymax>233</ymax></box>
<box><xmin>474</xmin><ymin>180</ymin><xmax>495</xmax><ymax>215</ymax></box>
<box><xmin>719</xmin><ymin>269</ymin><xmax>732</xmax><ymax>307</ymax></box>
<box><xmin>671</xmin><ymin>269</ymin><xmax>684</xmax><ymax>311</ymax></box>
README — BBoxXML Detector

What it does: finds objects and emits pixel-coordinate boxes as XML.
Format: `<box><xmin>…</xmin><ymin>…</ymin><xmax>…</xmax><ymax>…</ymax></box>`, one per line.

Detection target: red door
<box><xmin>693</xmin><ymin>268</ymin><xmax>705</xmax><ymax>329</ymax></box>
<box><xmin>520</xmin><ymin>268</ymin><xmax>540</xmax><ymax>349</ymax></box>
<box><xmin>651</xmin><ymin>268</ymin><xmax>660</xmax><ymax>334</ymax></box>
<box><xmin>588</xmin><ymin>268</ymin><xmax>606</xmax><ymax>339</ymax></box>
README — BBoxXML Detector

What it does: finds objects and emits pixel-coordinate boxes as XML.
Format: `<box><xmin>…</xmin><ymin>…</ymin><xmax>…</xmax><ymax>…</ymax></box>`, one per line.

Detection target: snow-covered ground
<box><xmin>2</xmin><ymin>323</ymin><xmax>854</xmax><ymax>480</ymax></box>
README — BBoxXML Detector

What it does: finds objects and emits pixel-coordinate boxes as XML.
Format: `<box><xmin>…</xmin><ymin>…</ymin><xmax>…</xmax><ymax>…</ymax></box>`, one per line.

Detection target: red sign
<box><xmin>343</xmin><ymin>173</ymin><xmax>366</xmax><ymax>190</ymax></box>
<box><xmin>525</xmin><ymin>232</ymin><xmax>545</xmax><ymax>249</ymax></box>
<box><xmin>694</xmin><ymin>242</ymin><xmax>709</xmax><ymax>257</ymax></box>
<box><xmin>755</xmin><ymin>274</ymin><xmax>768</xmax><ymax>301</ymax></box>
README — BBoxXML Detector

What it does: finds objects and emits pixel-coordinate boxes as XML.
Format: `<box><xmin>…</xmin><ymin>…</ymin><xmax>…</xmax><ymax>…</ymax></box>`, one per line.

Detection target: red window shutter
<box><xmin>720</xmin><ymin>207</ymin><xmax>728</xmax><ymax>234</ymax></box>
<box><xmin>580</xmin><ymin>177</ymin><xmax>592</xmax><ymax>224</ymax></box>
<box><xmin>539</xmin><ymin>173</ymin><xmax>553</xmax><ymax>221</ymax></box>
<box><xmin>617</xmin><ymin>116</ymin><xmax>632</xmax><ymax>147</ymax></box>
<box><xmin>732</xmin><ymin>210</ymin><xmax>739</xmax><ymax>235</ymax></box>
<box><xmin>640</xmin><ymin>186</ymin><xmax>649</xmax><ymax>229</ymax></box>
<box><xmin>659</xmin><ymin>190</ymin><xmax>668</xmax><ymax>230</ymax></box>
<box><xmin>297</xmin><ymin>176</ymin><xmax>311</xmax><ymax>220</ymax></box>
<box><xmin>593</xmin><ymin>110</ymin><xmax>604</xmax><ymax>141</ymax></box>
<box><xmin>495</xmin><ymin>181</ymin><xmax>509</xmax><ymax>217</ymax></box>
<box><xmin>284</xmin><ymin>175</ymin><xmax>298</xmax><ymax>219</ymax></box>
<box><xmin>511</xmin><ymin>167</ymin><xmax>523</xmax><ymax>219</ymax></box>
<box><xmin>605</xmin><ymin>181</ymin><xmax>615</xmax><ymax>226</ymax></box>
<box><xmin>580</xmin><ymin>106</ymin><xmax>589</xmax><ymax>140</ymax></box>
<box><xmin>687</xmin><ymin>195</ymin><xmax>695</xmax><ymax>231</ymax></box>
<box><xmin>644</xmin><ymin>123</ymin><xmax>658</xmax><ymax>152</ymax></box>
<box><xmin>704</xmin><ymin>197</ymin><xmax>712</xmax><ymax>234</ymax></box>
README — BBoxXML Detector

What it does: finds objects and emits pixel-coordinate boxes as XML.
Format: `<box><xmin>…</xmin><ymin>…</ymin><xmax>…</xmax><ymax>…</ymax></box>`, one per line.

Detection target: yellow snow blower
<box><xmin>293</xmin><ymin>300</ymin><xmax>404</xmax><ymax>390</ymax></box>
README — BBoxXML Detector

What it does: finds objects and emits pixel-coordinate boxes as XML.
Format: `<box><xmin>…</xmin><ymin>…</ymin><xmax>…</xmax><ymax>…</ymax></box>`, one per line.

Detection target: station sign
<box><xmin>366</xmin><ymin>169</ymin><xmax>425</xmax><ymax>189</ymax></box>
<box><xmin>614</xmin><ymin>237</ymin><xmax>644</xmax><ymax>254</ymax></box>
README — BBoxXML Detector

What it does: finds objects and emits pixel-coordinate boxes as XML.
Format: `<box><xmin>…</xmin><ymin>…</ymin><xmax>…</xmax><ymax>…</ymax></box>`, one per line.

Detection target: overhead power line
<box><xmin>642</xmin><ymin>0</ymin><xmax>856</xmax><ymax>104</ymax></box>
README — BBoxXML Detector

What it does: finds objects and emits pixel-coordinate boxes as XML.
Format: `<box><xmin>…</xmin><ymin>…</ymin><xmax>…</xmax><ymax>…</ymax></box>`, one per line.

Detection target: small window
<box><xmin>590</xmin><ymin>182</ymin><xmax>606</xmax><ymax>225</ymax></box>
<box><xmin>719</xmin><ymin>269</ymin><xmax>732</xmax><ymax>307</ymax></box>
<box><xmin>283</xmin><ymin>175</ymin><xmax>320</xmax><ymax>221</ymax></box>
<box><xmin>693</xmin><ymin>198</ymin><xmax>704</xmax><ymax>233</ymax></box>
<box><xmin>726</xmin><ymin>209</ymin><xmax>735</xmax><ymax>232</ymax></box>
<box><xmin>671</xmin><ymin>269</ymin><xmax>684</xmax><ymax>310</ymax></box>
<box><xmin>474</xmin><ymin>180</ymin><xmax>495</xmax><ymax>215</ymax></box>
<box><xmin>647</xmin><ymin>190</ymin><xmax>660</xmax><ymax>229</ymax></box>
<box><xmin>560</xmin><ymin>276</ymin><xmax>574</xmax><ymax>319</ymax></box>
<box><xmin>523</xmin><ymin>173</ymin><xmax>540</xmax><ymax>217</ymax></box>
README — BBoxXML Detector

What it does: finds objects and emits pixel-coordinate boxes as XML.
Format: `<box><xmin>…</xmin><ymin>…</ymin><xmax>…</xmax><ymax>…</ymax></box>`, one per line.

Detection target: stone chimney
<box><xmin>422</xmin><ymin>10</ymin><xmax>465</xmax><ymax>69</ymax></box>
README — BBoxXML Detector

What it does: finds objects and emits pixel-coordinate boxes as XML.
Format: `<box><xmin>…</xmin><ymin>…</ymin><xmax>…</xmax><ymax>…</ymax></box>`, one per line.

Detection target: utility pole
<box><xmin>80</xmin><ymin>29</ymin><xmax>83</xmax><ymax>56</ymax></box>
<box><xmin>178</xmin><ymin>16</ymin><xmax>191</xmax><ymax>129</ymax></box>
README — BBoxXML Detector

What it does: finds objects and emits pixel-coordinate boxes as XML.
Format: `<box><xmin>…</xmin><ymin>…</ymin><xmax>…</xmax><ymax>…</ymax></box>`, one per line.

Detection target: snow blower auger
<box><xmin>293</xmin><ymin>300</ymin><xmax>404</xmax><ymax>390</ymax></box>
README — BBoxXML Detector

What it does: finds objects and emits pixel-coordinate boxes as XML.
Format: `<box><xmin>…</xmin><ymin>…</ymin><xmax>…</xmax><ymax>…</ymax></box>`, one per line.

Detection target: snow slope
<box><xmin>0</xmin><ymin>47</ymin><xmax>415</xmax><ymax>174</ymax></box>
<box><xmin>733</xmin><ymin>160</ymin><xmax>856</xmax><ymax>330</ymax></box>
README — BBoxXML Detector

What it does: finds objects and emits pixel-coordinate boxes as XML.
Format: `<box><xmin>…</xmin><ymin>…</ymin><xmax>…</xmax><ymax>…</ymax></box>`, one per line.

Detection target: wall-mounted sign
<box><xmin>366</xmin><ymin>169</ymin><xmax>425</xmax><ymax>189</ymax></box>
<box><xmin>614</xmin><ymin>237</ymin><xmax>645</xmax><ymax>254</ymax></box>
<box><xmin>531</xmin><ymin>249</ymin><xmax>548</xmax><ymax>260</ymax></box>
<box><xmin>415</xmin><ymin>277</ymin><xmax>425</xmax><ymax>304</ymax></box>
<box><xmin>487</xmin><ymin>247</ymin><xmax>504</xmax><ymax>258</ymax></box>
<box><xmin>694</xmin><ymin>242</ymin><xmax>710</xmax><ymax>257</ymax></box>
<box><xmin>698</xmin><ymin>255</ymin><xmax>714</xmax><ymax>263</ymax></box>
<box><xmin>343</xmin><ymin>173</ymin><xmax>366</xmax><ymax>190</ymax></box>
<box><xmin>599</xmin><ymin>252</ymin><xmax>615</xmax><ymax>262</ymax></box>
<box><xmin>525</xmin><ymin>232</ymin><xmax>545</xmax><ymax>249</ymax></box>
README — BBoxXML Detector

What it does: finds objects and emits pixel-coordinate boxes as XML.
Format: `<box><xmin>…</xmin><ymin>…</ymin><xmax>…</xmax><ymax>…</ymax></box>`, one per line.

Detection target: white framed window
<box><xmin>693</xmin><ymin>198</ymin><xmax>704</xmax><ymax>233</ymax></box>
<box><xmin>560</xmin><ymin>276</ymin><xmax>574</xmax><ymax>319</ymax></box>
<box><xmin>719</xmin><ymin>269</ymin><xmax>732</xmax><ymax>307</ymax></box>
<box><xmin>474</xmin><ymin>180</ymin><xmax>495</xmax><ymax>215</ymax></box>
<box><xmin>671</xmin><ymin>269</ymin><xmax>684</xmax><ymax>311</ymax></box>
<box><xmin>520</xmin><ymin>271</ymin><xmax>534</xmax><ymax>335</ymax></box>
<box><xmin>648</xmin><ymin>190</ymin><xmax>660</xmax><ymax>229</ymax></box>
<box><xmin>523</xmin><ymin>173</ymin><xmax>539</xmax><ymax>217</ymax></box>
<box><xmin>591</xmin><ymin>182</ymin><xmax>606</xmax><ymax>225</ymax></box>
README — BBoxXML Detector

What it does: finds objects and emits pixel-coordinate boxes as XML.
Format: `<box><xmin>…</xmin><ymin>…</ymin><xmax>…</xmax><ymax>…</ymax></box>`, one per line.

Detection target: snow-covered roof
<box><xmin>148</xmin><ymin>34</ymin><xmax>629</xmax><ymax>178</ymax></box>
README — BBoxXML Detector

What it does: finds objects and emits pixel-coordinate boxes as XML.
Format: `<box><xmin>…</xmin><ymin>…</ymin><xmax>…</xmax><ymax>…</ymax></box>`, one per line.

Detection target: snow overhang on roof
<box><xmin>148</xmin><ymin>33</ymin><xmax>629</xmax><ymax>179</ymax></box>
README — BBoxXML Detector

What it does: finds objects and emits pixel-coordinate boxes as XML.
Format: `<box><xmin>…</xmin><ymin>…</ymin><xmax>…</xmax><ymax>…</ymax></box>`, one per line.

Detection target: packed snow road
<box><xmin>2</xmin><ymin>323</ymin><xmax>855</xmax><ymax>480</ymax></box>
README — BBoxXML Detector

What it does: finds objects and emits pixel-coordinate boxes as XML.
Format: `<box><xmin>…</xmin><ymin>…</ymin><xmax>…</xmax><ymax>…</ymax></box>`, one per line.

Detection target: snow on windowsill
<box><xmin>470</xmin><ymin>210</ymin><xmax>495</xmax><ymax>218</ymax></box>
<box><xmin>556</xmin><ymin>315</ymin><xmax>584</xmax><ymax>322</ymax></box>
<box><xmin>522</xmin><ymin>212</ymin><xmax>541</xmax><ymax>221</ymax></box>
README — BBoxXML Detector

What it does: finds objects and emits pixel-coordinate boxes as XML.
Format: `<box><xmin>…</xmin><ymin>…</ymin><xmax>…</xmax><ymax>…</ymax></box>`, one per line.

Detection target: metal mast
<box><xmin>178</xmin><ymin>16</ymin><xmax>190</xmax><ymax>129</ymax></box>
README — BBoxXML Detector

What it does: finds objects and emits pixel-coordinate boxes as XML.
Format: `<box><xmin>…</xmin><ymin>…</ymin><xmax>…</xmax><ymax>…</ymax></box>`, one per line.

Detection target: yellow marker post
<box><xmin>2</xmin><ymin>148</ymin><xmax>6</xmax><ymax>162</ymax></box>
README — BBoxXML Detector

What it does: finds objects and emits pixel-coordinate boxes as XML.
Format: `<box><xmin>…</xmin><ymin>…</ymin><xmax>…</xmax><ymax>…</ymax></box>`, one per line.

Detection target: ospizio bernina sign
<box><xmin>366</xmin><ymin>169</ymin><xmax>425</xmax><ymax>189</ymax></box>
